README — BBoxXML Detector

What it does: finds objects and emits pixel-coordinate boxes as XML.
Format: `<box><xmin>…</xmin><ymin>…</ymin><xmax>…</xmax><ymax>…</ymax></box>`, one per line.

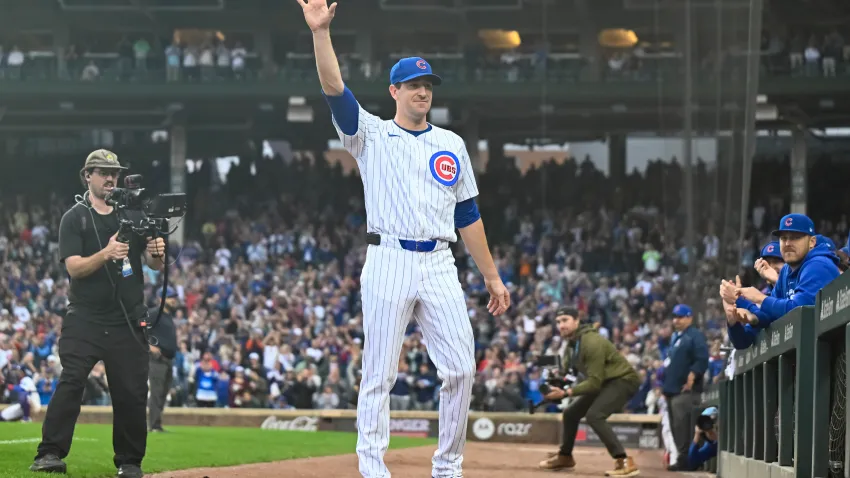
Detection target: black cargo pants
<box><xmin>35</xmin><ymin>318</ymin><xmax>150</xmax><ymax>469</ymax></box>
<box><xmin>560</xmin><ymin>376</ymin><xmax>641</xmax><ymax>458</ymax></box>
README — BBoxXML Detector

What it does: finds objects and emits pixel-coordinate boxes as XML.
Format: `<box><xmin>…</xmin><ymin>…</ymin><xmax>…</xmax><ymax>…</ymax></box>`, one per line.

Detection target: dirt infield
<box><xmin>149</xmin><ymin>443</ymin><xmax>684</xmax><ymax>477</ymax></box>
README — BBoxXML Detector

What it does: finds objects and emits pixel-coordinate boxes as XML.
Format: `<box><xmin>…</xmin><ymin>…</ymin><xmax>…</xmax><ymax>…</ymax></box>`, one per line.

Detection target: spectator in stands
<box><xmin>389</xmin><ymin>360</ymin><xmax>413</xmax><ymax>411</ymax></box>
<box><xmin>723</xmin><ymin>214</ymin><xmax>840</xmax><ymax>349</ymax></box>
<box><xmin>661</xmin><ymin>304</ymin><xmax>709</xmax><ymax>472</ymax></box>
<box><xmin>193</xmin><ymin>353</ymin><xmax>219</xmax><ymax>408</ymax></box>
<box><xmin>687</xmin><ymin>407</ymin><xmax>719</xmax><ymax>471</ymax></box>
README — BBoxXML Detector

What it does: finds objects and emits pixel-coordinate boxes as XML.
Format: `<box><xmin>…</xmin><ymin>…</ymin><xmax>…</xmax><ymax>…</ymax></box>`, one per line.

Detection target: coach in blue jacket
<box><xmin>662</xmin><ymin>304</ymin><xmax>709</xmax><ymax>471</ymax></box>
<box><xmin>725</xmin><ymin>214</ymin><xmax>840</xmax><ymax>350</ymax></box>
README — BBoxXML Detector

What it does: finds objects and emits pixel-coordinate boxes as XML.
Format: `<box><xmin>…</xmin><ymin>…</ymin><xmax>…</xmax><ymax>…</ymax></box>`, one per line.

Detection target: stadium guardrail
<box><xmin>812</xmin><ymin>270</ymin><xmax>850</xmax><ymax>478</ymax></box>
<box><xmin>719</xmin><ymin>305</ymin><xmax>815</xmax><ymax>478</ymax></box>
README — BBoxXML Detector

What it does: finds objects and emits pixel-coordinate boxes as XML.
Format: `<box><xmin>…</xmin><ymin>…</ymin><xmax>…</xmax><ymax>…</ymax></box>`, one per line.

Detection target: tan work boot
<box><xmin>605</xmin><ymin>456</ymin><xmax>640</xmax><ymax>476</ymax></box>
<box><xmin>539</xmin><ymin>453</ymin><xmax>576</xmax><ymax>470</ymax></box>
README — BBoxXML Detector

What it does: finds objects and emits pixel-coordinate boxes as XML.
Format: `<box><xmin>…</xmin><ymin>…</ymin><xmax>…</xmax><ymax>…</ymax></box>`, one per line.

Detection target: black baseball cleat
<box><xmin>117</xmin><ymin>464</ymin><xmax>144</xmax><ymax>478</ymax></box>
<box><xmin>29</xmin><ymin>454</ymin><xmax>67</xmax><ymax>473</ymax></box>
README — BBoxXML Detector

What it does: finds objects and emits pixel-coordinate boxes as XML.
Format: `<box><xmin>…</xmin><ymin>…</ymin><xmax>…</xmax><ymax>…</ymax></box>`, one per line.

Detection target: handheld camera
<box><xmin>528</xmin><ymin>355</ymin><xmax>579</xmax><ymax>414</ymax></box>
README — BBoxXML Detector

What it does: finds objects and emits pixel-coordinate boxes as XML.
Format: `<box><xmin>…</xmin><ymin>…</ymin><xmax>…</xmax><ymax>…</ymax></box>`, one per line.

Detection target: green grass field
<box><xmin>0</xmin><ymin>423</ymin><xmax>436</xmax><ymax>478</ymax></box>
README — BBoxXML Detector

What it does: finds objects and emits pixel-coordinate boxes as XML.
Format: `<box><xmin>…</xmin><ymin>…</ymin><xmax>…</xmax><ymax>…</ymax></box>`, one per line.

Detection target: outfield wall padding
<box><xmin>0</xmin><ymin>405</ymin><xmax>661</xmax><ymax>449</ymax></box>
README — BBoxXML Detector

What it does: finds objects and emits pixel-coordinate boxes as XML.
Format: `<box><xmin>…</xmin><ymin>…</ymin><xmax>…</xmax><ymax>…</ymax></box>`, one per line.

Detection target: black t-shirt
<box><xmin>59</xmin><ymin>203</ymin><xmax>147</xmax><ymax>326</ymax></box>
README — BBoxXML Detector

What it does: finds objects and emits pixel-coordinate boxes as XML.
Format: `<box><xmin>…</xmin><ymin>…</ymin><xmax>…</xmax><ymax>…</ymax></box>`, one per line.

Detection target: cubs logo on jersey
<box><xmin>429</xmin><ymin>151</ymin><xmax>460</xmax><ymax>187</ymax></box>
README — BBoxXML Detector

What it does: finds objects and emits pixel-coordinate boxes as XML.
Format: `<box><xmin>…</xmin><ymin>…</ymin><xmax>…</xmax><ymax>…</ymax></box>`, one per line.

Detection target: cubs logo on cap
<box><xmin>772</xmin><ymin>213</ymin><xmax>815</xmax><ymax>237</ymax></box>
<box><xmin>429</xmin><ymin>151</ymin><xmax>460</xmax><ymax>187</ymax></box>
<box><xmin>389</xmin><ymin>56</ymin><xmax>443</xmax><ymax>85</ymax></box>
<box><xmin>760</xmin><ymin>241</ymin><xmax>782</xmax><ymax>260</ymax></box>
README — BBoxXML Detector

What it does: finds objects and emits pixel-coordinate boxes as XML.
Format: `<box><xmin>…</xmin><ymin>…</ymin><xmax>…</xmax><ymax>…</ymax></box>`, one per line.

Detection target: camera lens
<box><xmin>697</xmin><ymin>415</ymin><xmax>714</xmax><ymax>430</ymax></box>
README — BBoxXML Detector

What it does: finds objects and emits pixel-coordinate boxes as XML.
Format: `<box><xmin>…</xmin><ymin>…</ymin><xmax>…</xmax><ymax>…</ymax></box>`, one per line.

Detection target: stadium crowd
<box><xmin>1</xmin><ymin>21</ymin><xmax>849</xmax><ymax>85</ymax></box>
<box><xmin>0</xmin><ymin>148</ymin><xmax>847</xmax><ymax>418</ymax></box>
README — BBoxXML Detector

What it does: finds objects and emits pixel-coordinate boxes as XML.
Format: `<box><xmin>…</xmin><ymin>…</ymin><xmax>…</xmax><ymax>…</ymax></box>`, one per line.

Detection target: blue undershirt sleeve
<box><xmin>322</xmin><ymin>87</ymin><xmax>359</xmax><ymax>136</ymax></box>
<box><xmin>454</xmin><ymin>198</ymin><xmax>481</xmax><ymax>229</ymax></box>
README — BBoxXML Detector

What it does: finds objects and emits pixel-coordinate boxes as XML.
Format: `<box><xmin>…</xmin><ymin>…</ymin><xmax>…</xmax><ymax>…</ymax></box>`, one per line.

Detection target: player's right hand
<box><xmin>298</xmin><ymin>0</ymin><xmax>337</xmax><ymax>32</ymax></box>
<box><xmin>103</xmin><ymin>232</ymin><xmax>129</xmax><ymax>261</ymax></box>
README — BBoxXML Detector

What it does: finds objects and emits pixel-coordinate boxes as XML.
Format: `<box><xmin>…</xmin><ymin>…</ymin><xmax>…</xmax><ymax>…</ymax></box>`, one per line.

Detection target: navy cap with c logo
<box><xmin>389</xmin><ymin>57</ymin><xmax>442</xmax><ymax>86</ymax></box>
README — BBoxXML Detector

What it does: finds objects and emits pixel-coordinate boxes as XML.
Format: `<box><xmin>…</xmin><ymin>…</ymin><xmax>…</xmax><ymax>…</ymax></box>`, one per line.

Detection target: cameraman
<box><xmin>688</xmin><ymin>407</ymin><xmax>719</xmax><ymax>471</ymax></box>
<box><xmin>538</xmin><ymin>308</ymin><xmax>641</xmax><ymax>477</ymax></box>
<box><xmin>30</xmin><ymin>150</ymin><xmax>165</xmax><ymax>478</ymax></box>
<box><xmin>148</xmin><ymin>287</ymin><xmax>179</xmax><ymax>433</ymax></box>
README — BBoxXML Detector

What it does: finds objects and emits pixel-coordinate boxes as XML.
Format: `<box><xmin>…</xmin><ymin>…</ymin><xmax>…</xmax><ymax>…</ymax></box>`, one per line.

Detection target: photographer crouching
<box><xmin>538</xmin><ymin>308</ymin><xmax>641</xmax><ymax>477</ymax></box>
<box><xmin>30</xmin><ymin>150</ymin><xmax>165</xmax><ymax>478</ymax></box>
<box><xmin>687</xmin><ymin>406</ymin><xmax>719</xmax><ymax>471</ymax></box>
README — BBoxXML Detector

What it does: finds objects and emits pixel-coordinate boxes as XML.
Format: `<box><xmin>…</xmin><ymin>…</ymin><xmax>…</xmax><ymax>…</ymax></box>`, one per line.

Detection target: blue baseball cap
<box><xmin>759</xmin><ymin>241</ymin><xmax>782</xmax><ymax>260</ymax></box>
<box><xmin>702</xmin><ymin>406</ymin><xmax>718</xmax><ymax>417</ymax></box>
<box><xmin>165</xmin><ymin>286</ymin><xmax>178</xmax><ymax>298</ymax></box>
<box><xmin>672</xmin><ymin>304</ymin><xmax>692</xmax><ymax>317</ymax></box>
<box><xmin>389</xmin><ymin>57</ymin><xmax>442</xmax><ymax>86</ymax></box>
<box><xmin>772</xmin><ymin>213</ymin><xmax>815</xmax><ymax>237</ymax></box>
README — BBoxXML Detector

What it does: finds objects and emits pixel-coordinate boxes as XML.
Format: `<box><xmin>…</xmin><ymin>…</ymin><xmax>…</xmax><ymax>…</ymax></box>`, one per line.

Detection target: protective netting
<box><xmin>829</xmin><ymin>344</ymin><xmax>846</xmax><ymax>478</ymax></box>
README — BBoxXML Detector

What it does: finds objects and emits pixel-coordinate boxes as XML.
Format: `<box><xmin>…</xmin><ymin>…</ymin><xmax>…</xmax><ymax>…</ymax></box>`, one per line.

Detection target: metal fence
<box><xmin>716</xmin><ymin>270</ymin><xmax>850</xmax><ymax>478</ymax></box>
<box><xmin>813</xmin><ymin>272</ymin><xmax>850</xmax><ymax>478</ymax></box>
<box><xmin>718</xmin><ymin>305</ymin><xmax>815</xmax><ymax>478</ymax></box>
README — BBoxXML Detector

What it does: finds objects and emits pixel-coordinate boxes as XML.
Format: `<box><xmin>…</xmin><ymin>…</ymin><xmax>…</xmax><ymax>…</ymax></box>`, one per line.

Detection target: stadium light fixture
<box><xmin>598</xmin><ymin>29</ymin><xmax>639</xmax><ymax>48</ymax></box>
<box><xmin>477</xmin><ymin>30</ymin><xmax>522</xmax><ymax>49</ymax></box>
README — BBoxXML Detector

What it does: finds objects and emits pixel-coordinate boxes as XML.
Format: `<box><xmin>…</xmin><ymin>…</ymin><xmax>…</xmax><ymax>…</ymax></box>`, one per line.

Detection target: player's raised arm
<box><xmin>299</xmin><ymin>0</ymin><xmax>376</xmax><ymax>158</ymax></box>
<box><xmin>298</xmin><ymin>0</ymin><xmax>343</xmax><ymax>95</ymax></box>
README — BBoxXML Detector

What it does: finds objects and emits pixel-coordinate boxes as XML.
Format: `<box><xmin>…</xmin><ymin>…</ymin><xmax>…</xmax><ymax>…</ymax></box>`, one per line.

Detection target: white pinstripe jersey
<box><xmin>331</xmin><ymin>96</ymin><xmax>479</xmax><ymax>244</ymax></box>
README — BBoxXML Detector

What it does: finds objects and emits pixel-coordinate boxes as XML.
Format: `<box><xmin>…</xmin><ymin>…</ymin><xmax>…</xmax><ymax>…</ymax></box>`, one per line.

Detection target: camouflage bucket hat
<box><xmin>79</xmin><ymin>149</ymin><xmax>127</xmax><ymax>185</ymax></box>
<box><xmin>79</xmin><ymin>149</ymin><xmax>127</xmax><ymax>176</ymax></box>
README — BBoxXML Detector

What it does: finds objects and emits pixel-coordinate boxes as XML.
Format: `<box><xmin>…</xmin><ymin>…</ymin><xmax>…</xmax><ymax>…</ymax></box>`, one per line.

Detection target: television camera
<box><xmin>105</xmin><ymin>174</ymin><xmax>187</xmax><ymax>244</ymax></box>
<box><xmin>104</xmin><ymin>174</ymin><xmax>186</xmax><ymax>330</ymax></box>
<box><xmin>528</xmin><ymin>354</ymin><xmax>580</xmax><ymax>414</ymax></box>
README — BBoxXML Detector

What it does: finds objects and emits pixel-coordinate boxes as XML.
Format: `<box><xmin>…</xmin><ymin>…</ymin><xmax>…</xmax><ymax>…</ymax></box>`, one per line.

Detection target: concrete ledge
<box><xmin>768</xmin><ymin>462</ymin><xmax>795</xmax><ymax>478</ymax></box>
<box><xmin>718</xmin><ymin>452</ymin><xmax>793</xmax><ymax>478</ymax></box>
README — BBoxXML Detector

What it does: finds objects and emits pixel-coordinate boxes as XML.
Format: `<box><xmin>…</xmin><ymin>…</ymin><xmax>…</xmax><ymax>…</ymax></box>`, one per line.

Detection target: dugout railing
<box><xmin>719</xmin><ymin>305</ymin><xmax>815</xmax><ymax>478</ymax></box>
<box><xmin>812</xmin><ymin>270</ymin><xmax>850</xmax><ymax>478</ymax></box>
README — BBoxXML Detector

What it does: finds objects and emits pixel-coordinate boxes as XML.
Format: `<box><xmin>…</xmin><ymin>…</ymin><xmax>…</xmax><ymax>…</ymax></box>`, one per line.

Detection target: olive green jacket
<box><xmin>562</xmin><ymin>324</ymin><xmax>641</xmax><ymax>396</ymax></box>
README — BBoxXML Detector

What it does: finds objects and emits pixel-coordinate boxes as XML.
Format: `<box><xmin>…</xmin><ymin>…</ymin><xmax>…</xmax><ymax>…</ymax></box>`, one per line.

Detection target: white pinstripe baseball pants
<box><xmin>356</xmin><ymin>244</ymin><xmax>475</xmax><ymax>478</ymax></box>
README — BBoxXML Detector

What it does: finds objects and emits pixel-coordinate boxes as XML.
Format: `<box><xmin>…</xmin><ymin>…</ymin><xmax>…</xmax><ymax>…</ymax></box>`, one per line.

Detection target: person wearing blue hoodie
<box><xmin>724</xmin><ymin>214</ymin><xmax>840</xmax><ymax>349</ymax></box>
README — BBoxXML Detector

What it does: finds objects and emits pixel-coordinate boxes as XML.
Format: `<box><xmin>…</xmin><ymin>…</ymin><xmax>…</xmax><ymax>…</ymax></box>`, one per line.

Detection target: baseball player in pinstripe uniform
<box><xmin>299</xmin><ymin>1</ymin><xmax>511</xmax><ymax>477</ymax></box>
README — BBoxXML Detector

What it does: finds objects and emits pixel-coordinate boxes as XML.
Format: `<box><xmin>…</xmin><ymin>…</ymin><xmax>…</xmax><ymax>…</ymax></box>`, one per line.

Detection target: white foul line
<box><xmin>0</xmin><ymin>437</ymin><xmax>97</xmax><ymax>445</ymax></box>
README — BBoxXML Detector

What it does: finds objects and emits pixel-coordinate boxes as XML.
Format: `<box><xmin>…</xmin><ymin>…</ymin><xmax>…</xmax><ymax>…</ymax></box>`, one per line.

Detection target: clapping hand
<box><xmin>719</xmin><ymin>275</ymin><xmax>741</xmax><ymax>304</ymax></box>
<box><xmin>754</xmin><ymin>258</ymin><xmax>779</xmax><ymax>284</ymax></box>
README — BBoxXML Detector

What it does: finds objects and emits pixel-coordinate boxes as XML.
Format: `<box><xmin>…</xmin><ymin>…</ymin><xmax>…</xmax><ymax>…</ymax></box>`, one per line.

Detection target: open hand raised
<box><xmin>297</xmin><ymin>0</ymin><xmax>337</xmax><ymax>32</ymax></box>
